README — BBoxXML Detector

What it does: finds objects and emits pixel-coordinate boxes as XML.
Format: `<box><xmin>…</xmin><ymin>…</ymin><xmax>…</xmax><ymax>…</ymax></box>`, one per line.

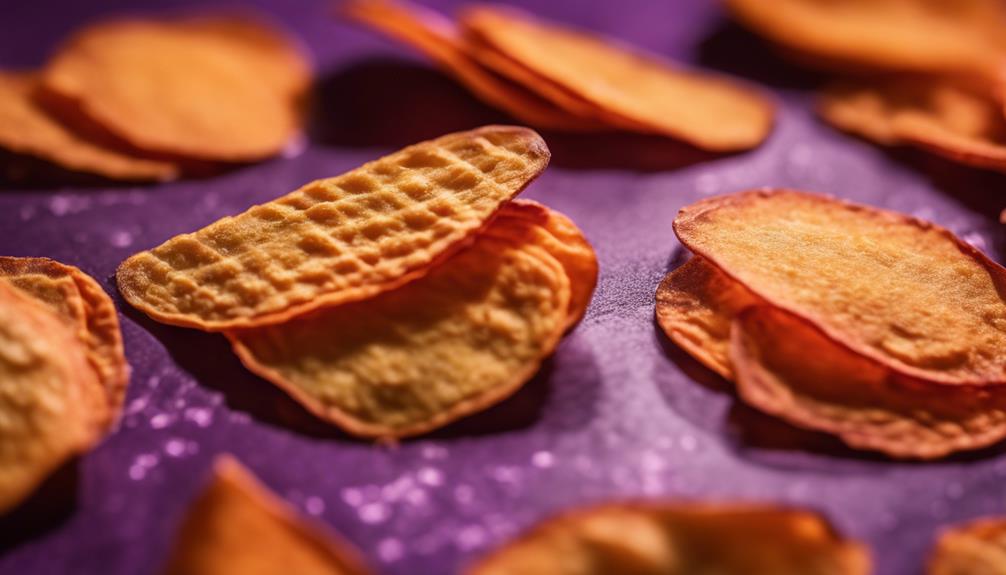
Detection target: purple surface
<box><xmin>2</xmin><ymin>1</ymin><xmax>1006</xmax><ymax>573</ymax></box>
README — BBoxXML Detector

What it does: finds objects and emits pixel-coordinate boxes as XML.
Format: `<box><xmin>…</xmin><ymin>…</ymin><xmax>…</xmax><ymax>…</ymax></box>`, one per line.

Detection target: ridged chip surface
<box><xmin>929</xmin><ymin>517</ymin><xmax>1006</xmax><ymax>575</ymax></box>
<box><xmin>118</xmin><ymin>126</ymin><xmax>550</xmax><ymax>331</ymax></box>
<box><xmin>226</xmin><ymin>219</ymin><xmax>570</xmax><ymax>439</ymax></box>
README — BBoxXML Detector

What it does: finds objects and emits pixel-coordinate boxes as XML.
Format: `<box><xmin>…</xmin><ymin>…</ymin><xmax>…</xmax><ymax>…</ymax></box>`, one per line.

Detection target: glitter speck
<box><xmin>377</xmin><ymin>538</ymin><xmax>404</xmax><ymax>562</ymax></box>
<box><xmin>110</xmin><ymin>230</ymin><xmax>134</xmax><ymax>248</ymax></box>
<box><xmin>531</xmin><ymin>451</ymin><xmax>554</xmax><ymax>468</ymax></box>
<box><xmin>164</xmin><ymin>438</ymin><xmax>187</xmax><ymax>457</ymax></box>
<box><xmin>456</xmin><ymin>525</ymin><xmax>487</xmax><ymax>550</ymax></box>
<box><xmin>417</xmin><ymin>466</ymin><xmax>443</xmax><ymax>487</ymax></box>
<box><xmin>359</xmin><ymin>502</ymin><xmax>389</xmax><ymax>524</ymax></box>
<box><xmin>150</xmin><ymin>413</ymin><xmax>175</xmax><ymax>429</ymax></box>
<box><xmin>341</xmin><ymin>487</ymin><xmax>364</xmax><ymax>507</ymax></box>
<box><xmin>184</xmin><ymin>407</ymin><xmax>213</xmax><ymax>427</ymax></box>
<box><xmin>305</xmin><ymin>496</ymin><xmax>325</xmax><ymax>516</ymax></box>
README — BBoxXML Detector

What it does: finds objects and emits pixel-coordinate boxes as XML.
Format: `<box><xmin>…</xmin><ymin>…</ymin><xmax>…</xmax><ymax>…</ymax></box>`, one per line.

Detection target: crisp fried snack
<box><xmin>0</xmin><ymin>257</ymin><xmax>128</xmax><ymax>421</ymax></box>
<box><xmin>118</xmin><ymin>126</ymin><xmax>550</xmax><ymax>331</ymax></box>
<box><xmin>458</xmin><ymin>5</ymin><xmax>774</xmax><ymax>151</ymax></box>
<box><xmin>0</xmin><ymin>280</ymin><xmax>107</xmax><ymax>514</ymax></box>
<box><xmin>674</xmin><ymin>189</ymin><xmax>1006</xmax><ymax>385</ymax></box>
<box><xmin>341</xmin><ymin>0</ymin><xmax>601</xmax><ymax>132</ymax></box>
<box><xmin>162</xmin><ymin>455</ymin><xmax>372</xmax><ymax>575</ymax></box>
<box><xmin>39</xmin><ymin>15</ymin><xmax>308</xmax><ymax>162</ymax></box>
<box><xmin>226</xmin><ymin>220</ymin><xmax>571</xmax><ymax>439</ymax></box>
<box><xmin>726</xmin><ymin>0</ymin><xmax>1006</xmax><ymax>77</ymax></box>
<box><xmin>929</xmin><ymin>517</ymin><xmax>1006</xmax><ymax>575</ymax></box>
<box><xmin>820</xmin><ymin>77</ymin><xmax>1006</xmax><ymax>174</ymax></box>
<box><xmin>0</xmin><ymin>71</ymin><xmax>176</xmax><ymax>181</ymax></box>
<box><xmin>467</xmin><ymin>502</ymin><xmax>870</xmax><ymax>575</ymax></box>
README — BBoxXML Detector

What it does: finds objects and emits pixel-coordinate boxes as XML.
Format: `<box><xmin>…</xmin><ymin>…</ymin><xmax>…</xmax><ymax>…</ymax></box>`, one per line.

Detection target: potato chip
<box><xmin>467</xmin><ymin>502</ymin><xmax>870</xmax><ymax>575</ymax></box>
<box><xmin>0</xmin><ymin>280</ymin><xmax>107</xmax><ymax>513</ymax></box>
<box><xmin>118</xmin><ymin>126</ymin><xmax>550</xmax><ymax>331</ymax></box>
<box><xmin>820</xmin><ymin>77</ymin><xmax>1006</xmax><ymax>174</ymax></box>
<box><xmin>162</xmin><ymin>455</ymin><xmax>373</xmax><ymax>575</ymax></box>
<box><xmin>39</xmin><ymin>15</ymin><xmax>308</xmax><ymax>162</ymax></box>
<box><xmin>0</xmin><ymin>257</ymin><xmax>129</xmax><ymax>421</ymax></box>
<box><xmin>226</xmin><ymin>219</ymin><xmax>571</xmax><ymax>438</ymax></box>
<box><xmin>674</xmin><ymin>189</ymin><xmax>1006</xmax><ymax>385</ymax></box>
<box><xmin>458</xmin><ymin>5</ymin><xmax>775</xmax><ymax>151</ymax></box>
<box><xmin>928</xmin><ymin>517</ymin><xmax>1006</xmax><ymax>575</ymax></box>
<box><xmin>0</xmin><ymin>71</ymin><xmax>176</xmax><ymax>181</ymax></box>
<box><xmin>726</xmin><ymin>0</ymin><xmax>1006</xmax><ymax>76</ymax></box>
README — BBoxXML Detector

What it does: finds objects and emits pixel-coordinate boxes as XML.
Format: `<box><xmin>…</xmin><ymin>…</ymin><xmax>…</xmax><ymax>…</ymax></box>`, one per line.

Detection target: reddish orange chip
<box><xmin>928</xmin><ymin>517</ymin><xmax>1006</xmax><ymax>574</ymax></box>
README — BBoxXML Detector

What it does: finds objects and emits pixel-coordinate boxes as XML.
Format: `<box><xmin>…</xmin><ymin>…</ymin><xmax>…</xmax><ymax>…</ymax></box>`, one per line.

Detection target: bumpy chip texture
<box><xmin>118</xmin><ymin>126</ymin><xmax>550</xmax><ymax>330</ymax></box>
<box><xmin>929</xmin><ymin>517</ymin><xmax>1006</xmax><ymax>575</ymax></box>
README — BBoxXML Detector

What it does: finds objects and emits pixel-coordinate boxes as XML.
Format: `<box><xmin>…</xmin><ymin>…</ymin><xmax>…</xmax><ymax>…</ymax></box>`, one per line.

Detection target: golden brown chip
<box><xmin>928</xmin><ymin>517</ymin><xmax>1006</xmax><ymax>575</ymax></box>
<box><xmin>226</xmin><ymin>221</ymin><xmax>571</xmax><ymax>439</ymax></box>
<box><xmin>0</xmin><ymin>280</ymin><xmax>107</xmax><ymax>514</ymax></box>
<box><xmin>0</xmin><ymin>257</ymin><xmax>129</xmax><ymax>422</ymax></box>
<box><xmin>117</xmin><ymin>126</ymin><xmax>550</xmax><ymax>331</ymax></box>
<box><xmin>162</xmin><ymin>455</ymin><xmax>372</xmax><ymax>575</ymax></box>
<box><xmin>727</xmin><ymin>0</ymin><xmax>1006</xmax><ymax>76</ymax></box>
<box><xmin>0</xmin><ymin>71</ymin><xmax>176</xmax><ymax>181</ymax></box>
<box><xmin>39</xmin><ymin>15</ymin><xmax>308</xmax><ymax>162</ymax></box>
<box><xmin>819</xmin><ymin>77</ymin><xmax>1006</xmax><ymax>174</ymax></box>
<box><xmin>458</xmin><ymin>5</ymin><xmax>775</xmax><ymax>151</ymax></box>
<box><xmin>674</xmin><ymin>189</ymin><xmax>1006</xmax><ymax>385</ymax></box>
<box><xmin>467</xmin><ymin>502</ymin><xmax>870</xmax><ymax>575</ymax></box>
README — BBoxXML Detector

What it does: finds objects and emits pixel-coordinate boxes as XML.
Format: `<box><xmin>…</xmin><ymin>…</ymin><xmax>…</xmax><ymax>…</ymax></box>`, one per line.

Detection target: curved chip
<box><xmin>820</xmin><ymin>77</ymin><xmax>1006</xmax><ymax>174</ymax></box>
<box><xmin>0</xmin><ymin>280</ymin><xmax>107</xmax><ymax>514</ymax></box>
<box><xmin>0</xmin><ymin>257</ymin><xmax>129</xmax><ymax>422</ymax></box>
<box><xmin>458</xmin><ymin>5</ymin><xmax>775</xmax><ymax>151</ymax></box>
<box><xmin>928</xmin><ymin>517</ymin><xmax>1006</xmax><ymax>575</ymax></box>
<box><xmin>117</xmin><ymin>126</ymin><xmax>550</xmax><ymax>331</ymax></box>
<box><xmin>39</xmin><ymin>15</ymin><xmax>308</xmax><ymax>162</ymax></box>
<box><xmin>0</xmin><ymin>71</ymin><xmax>176</xmax><ymax>181</ymax></box>
<box><xmin>162</xmin><ymin>455</ymin><xmax>373</xmax><ymax>575</ymax></box>
<box><xmin>674</xmin><ymin>189</ymin><xmax>1006</xmax><ymax>385</ymax></box>
<box><xmin>726</xmin><ymin>0</ymin><xmax>1006</xmax><ymax>76</ymax></box>
<box><xmin>467</xmin><ymin>501</ymin><xmax>870</xmax><ymax>575</ymax></box>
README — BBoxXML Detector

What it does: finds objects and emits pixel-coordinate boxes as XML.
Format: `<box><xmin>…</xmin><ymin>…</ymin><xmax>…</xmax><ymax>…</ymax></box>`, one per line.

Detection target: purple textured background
<box><xmin>3</xmin><ymin>1</ymin><xmax>1006</xmax><ymax>573</ymax></box>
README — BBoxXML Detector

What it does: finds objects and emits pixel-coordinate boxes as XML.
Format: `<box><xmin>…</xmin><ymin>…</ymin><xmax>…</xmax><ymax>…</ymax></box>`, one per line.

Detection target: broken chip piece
<box><xmin>928</xmin><ymin>517</ymin><xmax>1006</xmax><ymax>575</ymax></box>
<box><xmin>161</xmin><ymin>455</ymin><xmax>373</xmax><ymax>575</ymax></box>
<box><xmin>117</xmin><ymin>126</ymin><xmax>550</xmax><ymax>331</ymax></box>
<box><xmin>467</xmin><ymin>501</ymin><xmax>870</xmax><ymax>575</ymax></box>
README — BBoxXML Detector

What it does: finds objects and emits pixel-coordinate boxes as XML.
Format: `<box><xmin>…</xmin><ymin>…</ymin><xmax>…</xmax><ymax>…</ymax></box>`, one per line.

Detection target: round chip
<box><xmin>928</xmin><ymin>517</ymin><xmax>1006</xmax><ymax>575</ymax></box>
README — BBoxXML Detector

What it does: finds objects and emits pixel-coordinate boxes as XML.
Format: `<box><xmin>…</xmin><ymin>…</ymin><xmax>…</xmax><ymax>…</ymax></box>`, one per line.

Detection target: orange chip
<box><xmin>458</xmin><ymin>4</ymin><xmax>775</xmax><ymax>151</ymax></box>
<box><xmin>0</xmin><ymin>71</ymin><xmax>176</xmax><ymax>181</ymax></box>
<box><xmin>161</xmin><ymin>455</ymin><xmax>373</xmax><ymax>575</ymax></box>
<box><xmin>0</xmin><ymin>257</ymin><xmax>129</xmax><ymax>422</ymax></box>
<box><xmin>467</xmin><ymin>501</ymin><xmax>870</xmax><ymax>575</ymax></box>
<box><xmin>928</xmin><ymin>517</ymin><xmax>1006</xmax><ymax>574</ymax></box>
<box><xmin>820</xmin><ymin>77</ymin><xmax>1006</xmax><ymax>174</ymax></box>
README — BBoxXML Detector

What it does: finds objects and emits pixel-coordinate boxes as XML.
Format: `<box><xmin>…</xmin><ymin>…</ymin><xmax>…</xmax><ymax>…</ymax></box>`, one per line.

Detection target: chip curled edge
<box><xmin>226</xmin><ymin>216</ymin><xmax>571</xmax><ymax>439</ymax></box>
<box><xmin>928</xmin><ymin>516</ymin><xmax>1006</xmax><ymax>575</ymax></box>
<box><xmin>0</xmin><ymin>280</ymin><xmax>107</xmax><ymax>514</ymax></box>
<box><xmin>466</xmin><ymin>501</ymin><xmax>870</xmax><ymax>575</ymax></box>
<box><xmin>160</xmin><ymin>455</ymin><xmax>373</xmax><ymax>575</ymax></box>
<box><xmin>117</xmin><ymin>126</ymin><xmax>551</xmax><ymax>331</ymax></box>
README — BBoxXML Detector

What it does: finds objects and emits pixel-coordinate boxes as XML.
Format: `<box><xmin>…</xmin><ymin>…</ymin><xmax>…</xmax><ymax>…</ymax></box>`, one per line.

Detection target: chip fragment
<box><xmin>161</xmin><ymin>455</ymin><xmax>373</xmax><ymax>575</ymax></box>
<box><xmin>467</xmin><ymin>501</ymin><xmax>870</xmax><ymax>575</ymax></box>
<box><xmin>117</xmin><ymin>126</ymin><xmax>550</xmax><ymax>331</ymax></box>
<box><xmin>928</xmin><ymin>517</ymin><xmax>1006</xmax><ymax>575</ymax></box>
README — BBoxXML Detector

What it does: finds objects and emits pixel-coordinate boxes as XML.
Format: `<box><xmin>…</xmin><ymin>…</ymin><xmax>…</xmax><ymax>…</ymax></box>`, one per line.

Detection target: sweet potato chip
<box><xmin>674</xmin><ymin>189</ymin><xmax>1006</xmax><ymax>386</ymax></box>
<box><xmin>467</xmin><ymin>501</ymin><xmax>870</xmax><ymax>575</ymax></box>
<box><xmin>727</xmin><ymin>0</ymin><xmax>1006</xmax><ymax>76</ymax></box>
<box><xmin>820</xmin><ymin>77</ymin><xmax>1006</xmax><ymax>174</ymax></box>
<box><xmin>458</xmin><ymin>5</ymin><xmax>774</xmax><ymax>151</ymax></box>
<box><xmin>162</xmin><ymin>455</ymin><xmax>372</xmax><ymax>575</ymax></box>
<box><xmin>928</xmin><ymin>517</ymin><xmax>1006</xmax><ymax>575</ymax></box>
<box><xmin>39</xmin><ymin>15</ymin><xmax>308</xmax><ymax>162</ymax></box>
<box><xmin>117</xmin><ymin>126</ymin><xmax>550</xmax><ymax>331</ymax></box>
<box><xmin>0</xmin><ymin>71</ymin><xmax>176</xmax><ymax>181</ymax></box>
<box><xmin>0</xmin><ymin>257</ymin><xmax>128</xmax><ymax>421</ymax></box>
<box><xmin>226</xmin><ymin>220</ymin><xmax>570</xmax><ymax>439</ymax></box>
<box><xmin>0</xmin><ymin>280</ymin><xmax>106</xmax><ymax>513</ymax></box>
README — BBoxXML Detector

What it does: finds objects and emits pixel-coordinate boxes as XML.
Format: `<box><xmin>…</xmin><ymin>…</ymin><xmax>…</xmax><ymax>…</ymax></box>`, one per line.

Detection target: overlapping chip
<box><xmin>928</xmin><ymin>517</ymin><xmax>1006</xmax><ymax>574</ymax></box>
<box><xmin>161</xmin><ymin>455</ymin><xmax>373</xmax><ymax>575</ymax></box>
<box><xmin>467</xmin><ymin>501</ymin><xmax>870</xmax><ymax>574</ymax></box>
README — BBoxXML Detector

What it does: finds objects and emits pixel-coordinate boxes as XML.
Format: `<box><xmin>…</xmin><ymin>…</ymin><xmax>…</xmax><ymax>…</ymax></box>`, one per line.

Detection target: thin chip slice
<box><xmin>161</xmin><ymin>455</ymin><xmax>373</xmax><ymax>575</ymax></box>
<box><xmin>820</xmin><ymin>77</ymin><xmax>1006</xmax><ymax>174</ymax></box>
<box><xmin>0</xmin><ymin>257</ymin><xmax>128</xmax><ymax>422</ymax></box>
<box><xmin>117</xmin><ymin>126</ymin><xmax>550</xmax><ymax>331</ymax></box>
<box><xmin>342</xmin><ymin>0</ymin><xmax>603</xmax><ymax>132</ymax></box>
<box><xmin>727</xmin><ymin>0</ymin><xmax>1006</xmax><ymax>77</ymax></box>
<box><xmin>731</xmin><ymin>305</ymin><xmax>1006</xmax><ymax>459</ymax></box>
<box><xmin>459</xmin><ymin>5</ymin><xmax>775</xmax><ymax>151</ymax></box>
<box><xmin>467</xmin><ymin>502</ymin><xmax>870</xmax><ymax>575</ymax></box>
<box><xmin>0</xmin><ymin>280</ymin><xmax>107</xmax><ymax>513</ymax></box>
<box><xmin>226</xmin><ymin>221</ymin><xmax>571</xmax><ymax>439</ymax></box>
<box><xmin>929</xmin><ymin>517</ymin><xmax>1006</xmax><ymax>575</ymax></box>
<box><xmin>39</xmin><ymin>16</ymin><xmax>306</xmax><ymax>162</ymax></box>
<box><xmin>0</xmin><ymin>71</ymin><xmax>176</xmax><ymax>181</ymax></box>
<box><xmin>674</xmin><ymin>189</ymin><xmax>1006</xmax><ymax>385</ymax></box>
